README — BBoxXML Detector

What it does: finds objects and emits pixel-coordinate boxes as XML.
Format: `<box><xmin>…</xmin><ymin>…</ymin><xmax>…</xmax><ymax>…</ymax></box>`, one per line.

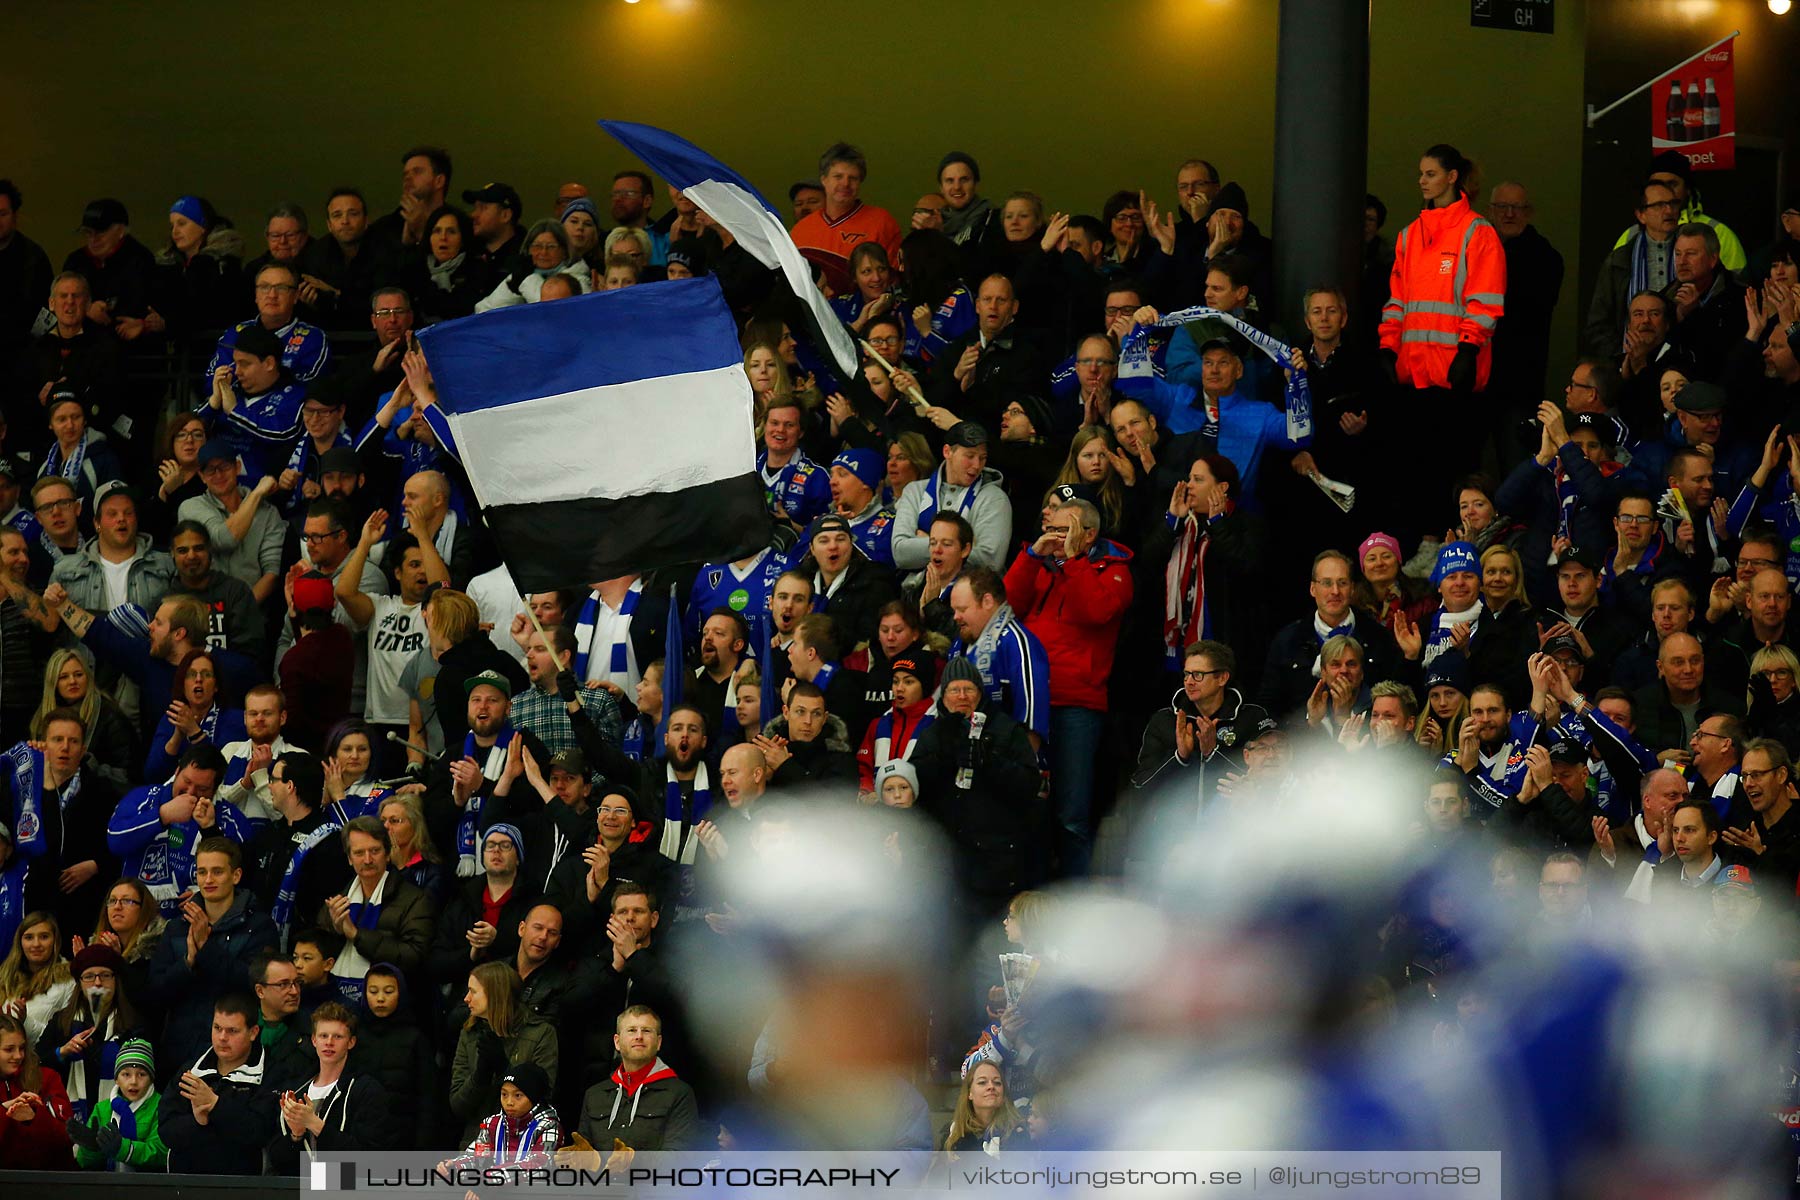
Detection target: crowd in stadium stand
<box><xmin>0</xmin><ymin>133</ymin><xmax>1799</xmax><ymax>1174</ymax></box>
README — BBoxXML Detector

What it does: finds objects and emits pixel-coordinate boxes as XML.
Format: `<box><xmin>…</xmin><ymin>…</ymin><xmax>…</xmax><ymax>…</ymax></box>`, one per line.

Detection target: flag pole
<box><xmin>858</xmin><ymin>339</ymin><xmax>931</xmax><ymax>411</ymax></box>
<box><xmin>1585</xmin><ymin>30</ymin><xmax>1738</xmax><ymax>128</ymax></box>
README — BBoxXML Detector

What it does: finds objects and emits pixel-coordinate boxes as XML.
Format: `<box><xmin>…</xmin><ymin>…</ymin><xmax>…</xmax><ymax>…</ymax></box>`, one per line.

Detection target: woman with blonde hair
<box><xmin>0</xmin><ymin>913</ymin><xmax>73</xmax><ymax>1042</ymax></box>
<box><xmin>378</xmin><ymin>792</ymin><xmax>449</xmax><ymax>908</ymax></box>
<box><xmin>30</xmin><ymin>651</ymin><xmax>135</xmax><ymax>790</ymax></box>
<box><xmin>1747</xmin><ymin>643</ymin><xmax>1800</xmax><ymax>752</ymax></box>
<box><xmin>941</xmin><ymin>1060</ymin><xmax>1027</xmax><ymax>1154</ymax></box>
<box><xmin>1053</xmin><ymin>426</ymin><xmax>1126</xmax><ymax>533</ymax></box>
<box><xmin>886</xmin><ymin>434</ymin><xmax>934</xmax><ymax>506</ymax></box>
<box><xmin>744</xmin><ymin>343</ymin><xmax>793</xmax><ymax>429</ymax></box>
<box><xmin>1415</xmin><ymin>657</ymin><xmax>1470</xmax><ymax>756</ymax></box>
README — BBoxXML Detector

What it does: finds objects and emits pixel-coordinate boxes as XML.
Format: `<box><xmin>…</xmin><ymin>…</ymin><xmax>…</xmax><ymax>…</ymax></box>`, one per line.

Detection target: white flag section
<box><xmin>599</xmin><ymin>119</ymin><xmax>861</xmax><ymax>378</ymax></box>
<box><xmin>415</xmin><ymin>276</ymin><xmax>767</xmax><ymax>592</ymax></box>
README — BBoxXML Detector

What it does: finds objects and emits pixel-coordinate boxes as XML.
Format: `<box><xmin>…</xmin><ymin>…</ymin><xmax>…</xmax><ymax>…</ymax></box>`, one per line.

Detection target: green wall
<box><xmin>4</xmin><ymin>0</ymin><xmax>1585</xmax><ymax>356</ymax></box>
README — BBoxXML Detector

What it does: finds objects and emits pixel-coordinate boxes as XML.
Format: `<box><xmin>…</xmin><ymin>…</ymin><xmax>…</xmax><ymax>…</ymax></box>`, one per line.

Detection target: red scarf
<box><xmin>481</xmin><ymin>884</ymin><xmax>514</xmax><ymax>930</ymax></box>
<box><xmin>1164</xmin><ymin>511</ymin><xmax>1225</xmax><ymax>657</ymax></box>
<box><xmin>611</xmin><ymin>1057</ymin><xmax>676</xmax><ymax>1096</ymax></box>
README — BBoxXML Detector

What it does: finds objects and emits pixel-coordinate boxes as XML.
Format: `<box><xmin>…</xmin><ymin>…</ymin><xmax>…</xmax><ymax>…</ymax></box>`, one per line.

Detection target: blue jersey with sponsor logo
<box><xmin>758</xmin><ymin>450</ymin><xmax>832</xmax><ymax>527</ymax></box>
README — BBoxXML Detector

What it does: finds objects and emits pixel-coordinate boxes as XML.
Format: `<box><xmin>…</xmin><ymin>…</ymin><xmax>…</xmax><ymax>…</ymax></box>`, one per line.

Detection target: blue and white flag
<box><xmin>415</xmin><ymin>277</ymin><xmax>768</xmax><ymax>592</ymax></box>
<box><xmin>599</xmin><ymin>119</ymin><xmax>861</xmax><ymax>379</ymax></box>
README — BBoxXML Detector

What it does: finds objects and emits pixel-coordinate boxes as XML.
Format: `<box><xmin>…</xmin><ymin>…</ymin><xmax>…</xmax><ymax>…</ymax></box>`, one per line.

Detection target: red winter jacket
<box><xmin>0</xmin><ymin>1068</ymin><xmax>76</xmax><ymax>1169</ymax></box>
<box><xmin>1378</xmin><ymin>194</ymin><xmax>1506</xmax><ymax>391</ymax></box>
<box><xmin>1003</xmin><ymin>540</ymin><xmax>1135</xmax><ymax>711</ymax></box>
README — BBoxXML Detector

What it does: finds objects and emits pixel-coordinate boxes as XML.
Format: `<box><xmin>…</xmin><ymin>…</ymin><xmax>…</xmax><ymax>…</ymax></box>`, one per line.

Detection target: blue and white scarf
<box><xmin>1422</xmin><ymin>604</ymin><xmax>1483</xmax><ymax>672</ymax></box>
<box><xmin>195</xmin><ymin>703</ymin><xmax>222</xmax><ymax>746</ymax></box>
<box><xmin>659</xmin><ymin>762</ymin><xmax>712</xmax><ymax>864</ymax></box>
<box><xmin>284</xmin><ymin>426</ymin><xmax>351</xmax><ymax>506</ymax></box>
<box><xmin>491</xmin><ymin>1110</ymin><xmax>548</xmax><ymax>1165</ymax></box>
<box><xmin>572</xmin><ymin>581</ymin><xmax>642</xmax><ymax>682</ymax></box>
<box><xmin>968</xmin><ymin>602</ymin><xmax>1019</xmax><ymax>684</ymax></box>
<box><xmin>1123</xmin><ymin>305</ymin><xmax>1313</xmax><ymax>441</ymax></box>
<box><xmin>271</xmin><ymin>819</ymin><xmax>343</xmax><ymax>936</ymax></box>
<box><xmin>41</xmin><ymin>436</ymin><xmax>89</xmax><ymax>485</ymax></box>
<box><xmin>1624</xmin><ymin>229</ymin><xmax>1675</xmax><ymax>350</ymax></box>
<box><xmin>455</xmin><ymin>728</ymin><xmax>515</xmax><ymax>875</ymax></box>
<box><xmin>914</xmin><ymin>466</ymin><xmax>983</xmax><ymax>533</ymax></box>
<box><xmin>2</xmin><ymin>744</ymin><xmax>48</xmax><ymax>860</ymax></box>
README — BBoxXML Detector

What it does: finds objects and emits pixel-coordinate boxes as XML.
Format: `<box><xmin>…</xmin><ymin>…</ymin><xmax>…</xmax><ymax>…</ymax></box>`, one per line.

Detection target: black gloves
<box><xmin>66</xmin><ymin>1118</ymin><xmax>99</xmax><ymax>1149</ymax></box>
<box><xmin>1447</xmin><ymin>343</ymin><xmax>1479</xmax><ymax>393</ymax></box>
<box><xmin>94</xmin><ymin>1125</ymin><xmax>123</xmax><ymax>1157</ymax></box>
<box><xmin>1378</xmin><ymin>348</ymin><xmax>1399</xmax><ymax>387</ymax></box>
<box><xmin>556</xmin><ymin>670</ymin><xmax>580</xmax><ymax>704</ymax></box>
<box><xmin>474</xmin><ymin>1025</ymin><xmax>508</xmax><ymax>1081</ymax></box>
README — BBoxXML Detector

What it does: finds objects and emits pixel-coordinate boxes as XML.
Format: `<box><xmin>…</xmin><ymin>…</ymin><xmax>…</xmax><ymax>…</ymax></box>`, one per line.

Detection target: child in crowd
<box><xmin>291</xmin><ymin>929</ymin><xmax>343</xmax><ymax>1014</ymax></box>
<box><xmin>444</xmin><ymin>1063</ymin><xmax>561</xmax><ymax>1170</ymax></box>
<box><xmin>68</xmin><ymin>1038</ymin><xmax>167</xmax><ymax>1171</ymax></box>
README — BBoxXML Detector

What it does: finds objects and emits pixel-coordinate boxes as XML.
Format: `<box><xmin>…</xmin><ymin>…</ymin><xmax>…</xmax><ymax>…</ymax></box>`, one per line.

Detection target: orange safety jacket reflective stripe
<box><xmin>1378</xmin><ymin>194</ymin><xmax>1507</xmax><ymax>391</ymax></box>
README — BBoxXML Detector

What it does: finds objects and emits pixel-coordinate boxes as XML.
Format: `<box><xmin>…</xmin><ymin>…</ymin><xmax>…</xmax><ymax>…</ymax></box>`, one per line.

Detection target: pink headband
<box><xmin>1358</xmin><ymin>532</ymin><xmax>1401</xmax><ymax>563</ymax></box>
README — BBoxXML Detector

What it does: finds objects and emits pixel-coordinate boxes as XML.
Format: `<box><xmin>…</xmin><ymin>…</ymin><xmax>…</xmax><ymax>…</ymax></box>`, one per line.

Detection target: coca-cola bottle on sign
<box><xmin>1683</xmin><ymin>81</ymin><xmax>1703</xmax><ymax>141</ymax></box>
<box><xmin>1665</xmin><ymin>80</ymin><xmax>1684</xmax><ymax>143</ymax></box>
<box><xmin>1702</xmin><ymin>77</ymin><xmax>1721</xmax><ymax>140</ymax></box>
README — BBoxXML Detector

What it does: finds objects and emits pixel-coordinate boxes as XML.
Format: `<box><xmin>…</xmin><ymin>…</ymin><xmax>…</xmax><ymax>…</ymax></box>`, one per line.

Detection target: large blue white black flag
<box><xmin>415</xmin><ymin>277</ymin><xmax>767</xmax><ymax>592</ymax></box>
<box><xmin>599</xmin><ymin>119</ymin><xmax>861</xmax><ymax>379</ymax></box>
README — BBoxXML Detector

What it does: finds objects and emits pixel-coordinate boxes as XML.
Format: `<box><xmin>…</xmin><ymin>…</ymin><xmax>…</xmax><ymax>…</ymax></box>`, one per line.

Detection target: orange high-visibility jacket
<box><xmin>1379</xmin><ymin>194</ymin><xmax>1507</xmax><ymax>391</ymax></box>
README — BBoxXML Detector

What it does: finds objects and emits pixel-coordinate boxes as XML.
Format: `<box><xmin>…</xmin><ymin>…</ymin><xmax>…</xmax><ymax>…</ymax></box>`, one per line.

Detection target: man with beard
<box><xmin>45</xmin><ymin>588</ymin><xmax>257</xmax><ymax>740</ymax></box>
<box><xmin>434</xmin><ymin>672</ymin><xmax>551</xmax><ymax>882</ymax></box>
<box><xmin>508</xmin><ymin>624</ymin><xmax>622</xmax><ymax>755</ymax></box>
<box><xmin>165</xmin><ymin>521</ymin><xmax>264</xmax><ymax>662</ymax></box>
<box><xmin>688</xmin><ymin>610</ymin><xmax>747</xmax><ymax>737</ymax></box>
<box><xmin>1447</xmin><ymin>683</ymin><xmax>1536</xmax><ymax>817</ymax></box>
<box><xmin>577</xmin><ymin>1005</ymin><xmax>700</xmax><ymax>1152</ymax></box>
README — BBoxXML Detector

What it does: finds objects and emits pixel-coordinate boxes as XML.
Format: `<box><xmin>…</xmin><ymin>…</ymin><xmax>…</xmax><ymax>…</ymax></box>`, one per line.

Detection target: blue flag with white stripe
<box><xmin>415</xmin><ymin>276</ymin><xmax>768</xmax><ymax>592</ymax></box>
<box><xmin>599</xmin><ymin>119</ymin><xmax>861</xmax><ymax>379</ymax></box>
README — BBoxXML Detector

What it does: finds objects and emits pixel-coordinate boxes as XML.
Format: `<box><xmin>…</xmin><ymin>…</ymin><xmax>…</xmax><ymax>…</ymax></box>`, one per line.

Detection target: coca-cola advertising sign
<box><xmin>1652</xmin><ymin>37</ymin><xmax>1736</xmax><ymax>171</ymax></box>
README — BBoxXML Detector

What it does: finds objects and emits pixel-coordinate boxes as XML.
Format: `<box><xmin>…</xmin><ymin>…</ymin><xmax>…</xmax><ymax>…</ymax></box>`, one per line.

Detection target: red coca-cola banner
<box><xmin>1651</xmin><ymin>36</ymin><xmax>1736</xmax><ymax>171</ymax></box>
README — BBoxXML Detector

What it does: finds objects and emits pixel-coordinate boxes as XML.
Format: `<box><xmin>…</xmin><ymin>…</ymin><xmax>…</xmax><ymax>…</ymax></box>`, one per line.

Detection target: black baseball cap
<box><xmin>945</xmin><ymin>421</ymin><xmax>990</xmax><ymax>448</ymax></box>
<box><xmin>77</xmin><ymin>198</ymin><xmax>128</xmax><ymax>233</ymax></box>
<box><xmin>1547</xmin><ymin>739</ymin><xmax>1588</xmax><ymax>765</ymax></box>
<box><xmin>462</xmin><ymin>182</ymin><xmax>522</xmax><ymax>214</ymax></box>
